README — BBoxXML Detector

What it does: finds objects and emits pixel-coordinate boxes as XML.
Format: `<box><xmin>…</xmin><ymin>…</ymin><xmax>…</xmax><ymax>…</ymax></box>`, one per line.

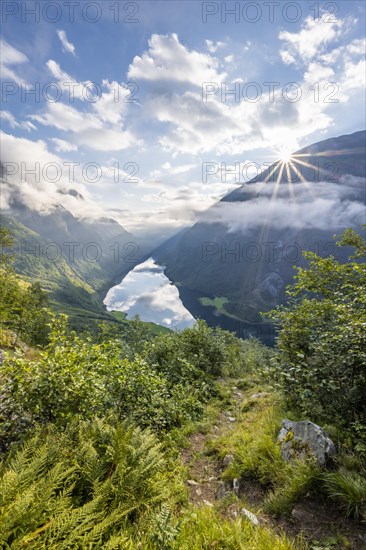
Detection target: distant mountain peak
<box><xmin>57</xmin><ymin>188</ymin><xmax>85</xmax><ymax>200</ymax></box>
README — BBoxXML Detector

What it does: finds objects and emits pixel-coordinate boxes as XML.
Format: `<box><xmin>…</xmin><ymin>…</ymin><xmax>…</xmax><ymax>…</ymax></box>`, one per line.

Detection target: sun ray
<box><xmin>258</xmin><ymin>160</ymin><xmax>286</xmax><ymax>245</ymax></box>
<box><xmin>293</xmin><ymin>157</ymin><xmax>338</xmax><ymax>182</ymax></box>
<box><xmin>285</xmin><ymin>161</ymin><xmax>296</xmax><ymax>202</ymax></box>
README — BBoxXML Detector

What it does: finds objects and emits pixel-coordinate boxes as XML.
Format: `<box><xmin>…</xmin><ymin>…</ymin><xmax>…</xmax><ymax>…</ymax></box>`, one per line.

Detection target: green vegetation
<box><xmin>0</xmin><ymin>228</ymin><xmax>51</xmax><ymax>347</ymax></box>
<box><xmin>199</xmin><ymin>296</ymin><xmax>229</xmax><ymax>312</ymax></box>
<box><xmin>0</xmin><ymin>215</ymin><xmax>125</xmax><ymax>332</ymax></box>
<box><xmin>0</xmin><ymin>227</ymin><xmax>365</xmax><ymax>548</ymax></box>
<box><xmin>268</xmin><ymin>227</ymin><xmax>366</xmax><ymax>452</ymax></box>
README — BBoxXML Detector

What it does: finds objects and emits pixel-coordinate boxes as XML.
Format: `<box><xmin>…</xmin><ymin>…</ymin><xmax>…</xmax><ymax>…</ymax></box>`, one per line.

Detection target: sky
<box><xmin>1</xmin><ymin>0</ymin><xmax>365</xmax><ymax>238</ymax></box>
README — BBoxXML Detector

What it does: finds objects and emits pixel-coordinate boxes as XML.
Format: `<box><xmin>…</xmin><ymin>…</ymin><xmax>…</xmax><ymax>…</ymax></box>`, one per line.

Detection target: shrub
<box><xmin>268</xmin><ymin>228</ymin><xmax>366</xmax><ymax>443</ymax></box>
<box><xmin>144</xmin><ymin>319</ymin><xmax>243</xmax><ymax>382</ymax></box>
<box><xmin>0</xmin><ymin>317</ymin><xmax>226</xmax><ymax>449</ymax></box>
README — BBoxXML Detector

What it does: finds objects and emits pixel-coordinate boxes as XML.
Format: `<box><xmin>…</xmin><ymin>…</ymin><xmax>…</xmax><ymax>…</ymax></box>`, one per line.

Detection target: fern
<box><xmin>0</xmin><ymin>418</ymin><xmax>167</xmax><ymax>548</ymax></box>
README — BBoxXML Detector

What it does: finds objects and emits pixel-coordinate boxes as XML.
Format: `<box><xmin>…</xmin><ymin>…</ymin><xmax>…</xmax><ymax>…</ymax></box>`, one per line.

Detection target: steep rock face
<box><xmin>154</xmin><ymin>131</ymin><xmax>366</xmax><ymax>343</ymax></box>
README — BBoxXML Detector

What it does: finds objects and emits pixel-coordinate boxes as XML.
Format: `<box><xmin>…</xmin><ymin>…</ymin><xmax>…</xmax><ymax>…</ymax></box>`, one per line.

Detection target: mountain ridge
<box><xmin>153</xmin><ymin>130</ymin><xmax>366</xmax><ymax>344</ymax></box>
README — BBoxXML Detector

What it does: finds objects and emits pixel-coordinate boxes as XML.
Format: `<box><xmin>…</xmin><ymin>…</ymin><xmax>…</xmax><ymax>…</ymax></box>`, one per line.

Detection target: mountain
<box><xmin>1</xmin><ymin>195</ymin><xmax>141</xmax><ymax>330</ymax></box>
<box><xmin>154</xmin><ymin>130</ymin><xmax>366</xmax><ymax>344</ymax></box>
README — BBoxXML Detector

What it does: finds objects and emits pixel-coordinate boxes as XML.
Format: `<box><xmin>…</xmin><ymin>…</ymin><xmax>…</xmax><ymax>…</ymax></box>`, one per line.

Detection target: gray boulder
<box><xmin>278</xmin><ymin>419</ymin><xmax>336</xmax><ymax>466</ymax></box>
<box><xmin>222</xmin><ymin>453</ymin><xmax>234</xmax><ymax>468</ymax></box>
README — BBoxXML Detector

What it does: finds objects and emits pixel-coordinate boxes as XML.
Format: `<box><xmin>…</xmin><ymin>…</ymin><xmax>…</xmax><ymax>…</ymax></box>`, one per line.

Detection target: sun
<box><xmin>279</xmin><ymin>151</ymin><xmax>293</xmax><ymax>164</ymax></box>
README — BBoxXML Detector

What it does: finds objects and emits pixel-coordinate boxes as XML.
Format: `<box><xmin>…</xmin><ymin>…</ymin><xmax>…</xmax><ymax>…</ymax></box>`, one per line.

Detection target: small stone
<box><xmin>291</xmin><ymin>505</ymin><xmax>312</xmax><ymax>522</ymax></box>
<box><xmin>251</xmin><ymin>392</ymin><xmax>269</xmax><ymax>399</ymax></box>
<box><xmin>216</xmin><ymin>481</ymin><xmax>227</xmax><ymax>500</ymax></box>
<box><xmin>208</xmin><ymin>476</ymin><xmax>216</xmax><ymax>482</ymax></box>
<box><xmin>233</xmin><ymin>478</ymin><xmax>240</xmax><ymax>495</ymax></box>
<box><xmin>222</xmin><ymin>454</ymin><xmax>234</xmax><ymax>467</ymax></box>
<box><xmin>203</xmin><ymin>500</ymin><xmax>213</xmax><ymax>507</ymax></box>
<box><xmin>187</xmin><ymin>479</ymin><xmax>199</xmax><ymax>486</ymax></box>
<box><xmin>228</xmin><ymin>504</ymin><xmax>238</xmax><ymax>518</ymax></box>
<box><xmin>196</xmin><ymin>488</ymin><xmax>202</xmax><ymax>496</ymax></box>
<box><xmin>241</xmin><ymin>507</ymin><xmax>260</xmax><ymax>525</ymax></box>
<box><xmin>227</xmin><ymin>416</ymin><xmax>236</xmax><ymax>423</ymax></box>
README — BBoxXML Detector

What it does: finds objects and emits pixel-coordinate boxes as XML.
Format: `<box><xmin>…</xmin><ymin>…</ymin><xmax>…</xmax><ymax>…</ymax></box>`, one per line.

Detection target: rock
<box><xmin>227</xmin><ymin>416</ymin><xmax>236</xmax><ymax>423</ymax></box>
<box><xmin>196</xmin><ymin>488</ymin><xmax>202</xmax><ymax>496</ymax></box>
<box><xmin>278</xmin><ymin>419</ymin><xmax>336</xmax><ymax>466</ymax></box>
<box><xmin>187</xmin><ymin>479</ymin><xmax>199</xmax><ymax>486</ymax></box>
<box><xmin>216</xmin><ymin>480</ymin><xmax>230</xmax><ymax>500</ymax></box>
<box><xmin>291</xmin><ymin>504</ymin><xmax>313</xmax><ymax>522</ymax></box>
<box><xmin>222</xmin><ymin>454</ymin><xmax>234</xmax><ymax>468</ymax></box>
<box><xmin>216</xmin><ymin>481</ymin><xmax>226</xmax><ymax>500</ymax></box>
<box><xmin>241</xmin><ymin>507</ymin><xmax>260</xmax><ymax>525</ymax></box>
<box><xmin>228</xmin><ymin>504</ymin><xmax>238</xmax><ymax>518</ymax></box>
<box><xmin>233</xmin><ymin>478</ymin><xmax>240</xmax><ymax>495</ymax></box>
<box><xmin>250</xmin><ymin>392</ymin><xmax>269</xmax><ymax>399</ymax></box>
<box><xmin>202</xmin><ymin>500</ymin><xmax>213</xmax><ymax>507</ymax></box>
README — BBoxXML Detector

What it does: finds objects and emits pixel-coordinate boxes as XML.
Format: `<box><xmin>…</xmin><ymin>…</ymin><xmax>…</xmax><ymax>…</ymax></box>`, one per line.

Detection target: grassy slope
<box><xmin>174</xmin><ymin>376</ymin><xmax>366</xmax><ymax>549</ymax></box>
<box><xmin>1</xmin><ymin>215</ymin><xmax>121</xmax><ymax>330</ymax></box>
<box><xmin>111</xmin><ymin>311</ymin><xmax>172</xmax><ymax>335</ymax></box>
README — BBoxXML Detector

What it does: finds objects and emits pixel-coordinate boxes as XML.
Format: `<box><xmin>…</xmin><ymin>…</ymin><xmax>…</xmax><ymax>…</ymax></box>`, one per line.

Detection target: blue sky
<box><xmin>1</xmin><ymin>0</ymin><xmax>365</xmax><ymax>237</ymax></box>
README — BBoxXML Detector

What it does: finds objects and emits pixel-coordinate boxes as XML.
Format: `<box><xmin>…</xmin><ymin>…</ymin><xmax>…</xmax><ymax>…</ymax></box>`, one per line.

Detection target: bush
<box><xmin>144</xmin><ymin>319</ymin><xmax>243</xmax><ymax>382</ymax></box>
<box><xmin>0</xmin><ymin>316</ymin><xmax>235</xmax><ymax>450</ymax></box>
<box><xmin>268</xmin><ymin>228</ymin><xmax>366</xmax><ymax>444</ymax></box>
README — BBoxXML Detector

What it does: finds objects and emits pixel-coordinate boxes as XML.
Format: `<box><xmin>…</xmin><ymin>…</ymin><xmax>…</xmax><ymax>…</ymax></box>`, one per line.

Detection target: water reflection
<box><xmin>104</xmin><ymin>258</ymin><xmax>195</xmax><ymax>330</ymax></box>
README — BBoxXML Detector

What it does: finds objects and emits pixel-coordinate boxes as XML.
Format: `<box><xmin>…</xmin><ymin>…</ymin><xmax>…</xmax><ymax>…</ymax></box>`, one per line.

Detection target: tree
<box><xmin>268</xmin><ymin>227</ymin><xmax>366</xmax><ymax>445</ymax></box>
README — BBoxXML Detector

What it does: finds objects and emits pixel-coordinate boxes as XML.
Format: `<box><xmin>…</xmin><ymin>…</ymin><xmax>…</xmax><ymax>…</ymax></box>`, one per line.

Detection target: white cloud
<box><xmin>30</xmin><ymin>102</ymin><xmax>101</xmax><ymax>132</ymax></box>
<box><xmin>32</xmin><ymin>102</ymin><xmax>138</xmax><ymax>151</ymax></box>
<box><xmin>0</xmin><ymin>131</ymin><xmax>106</xmax><ymax>218</ymax></box>
<box><xmin>160</xmin><ymin>161</ymin><xmax>195</xmax><ymax>175</ymax></box>
<box><xmin>0</xmin><ymin>39</ymin><xmax>28</xmax><ymax>84</ymax></box>
<box><xmin>206</xmin><ymin>40</ymin><xmax>226</xmax><ymax>53</ymax></box>
<box><xmin>128</xmin><ymin>33</ymin><xmax>226</xmax><ymax>86</ymax></box>
<box><xmin>50</xmin><ymin>138</ymin><xmax>78</xmax><ymax>152</ymax></box>
<box><xmin>92</xmin><ymin>80</ymin><xmax>131</xmax><ymax>124</ymax></box>
<box><xmin>201</xmin><ymin>177</ymin><xmax>365</xmax><ymax>232</ymax></box>
<box><xmin>0</xmin><ymin>110</ymin><xmax>36</xmax><ymax>132</ymax></box>
<box><xmin>341</xmin><ymin>59</ymin><xmax>366</xmax><ymax>94</ymax></box>
<box><xmin>279</xmin><ymin>15</ymin><xmax>346</xmax><ymax>65</ymax></box>
<box><xmin>346</xmin><ymin>38</ymin><xmax>366</xmax><ymax>56</ymax></box>
<box><xmin>31</xmin><ymin>64</ymin><xmax>140</xmax><ymax>152</ymax></box>
<box><xmin>57</xmin><ymin>29</ymin><xmax>76</xmax><ymax>56</ymax></box>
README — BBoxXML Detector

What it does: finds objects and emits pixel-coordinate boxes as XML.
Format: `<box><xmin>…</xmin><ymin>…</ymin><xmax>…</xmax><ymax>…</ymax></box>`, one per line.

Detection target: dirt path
<box><xmin>179</xmin><ymin>380</ymin><xmax>366</xmax><ymax>549</ymax></box>
<box><xmin>180</xmin><ymin>382</ymin><xmax>245</xmax><ymax>507</ymax></box>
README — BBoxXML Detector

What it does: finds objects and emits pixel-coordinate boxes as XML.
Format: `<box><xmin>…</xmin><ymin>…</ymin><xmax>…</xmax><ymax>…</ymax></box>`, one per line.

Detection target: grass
<box><xmin>203</xmin><ymin>376</ymin><xmax>322</xmax><ymax>519</ymax></box>
<box><xmin>321</xmin><ymin>469</ymin><xmax>366</xmax><ymax>520</ymax></box>
<box><xmin>199</xmin><ymin>296</ymin><xmax>230</xmax><ymax>312</ymax></box>
<box><xmin>174</xmin><ymin>505</ymin><xmax>303</xmax><ymax>550</ymax></box>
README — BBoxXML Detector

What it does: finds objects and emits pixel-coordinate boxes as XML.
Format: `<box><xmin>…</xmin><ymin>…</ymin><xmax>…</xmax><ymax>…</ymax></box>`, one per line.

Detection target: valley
<box><xmin>1</xmin><ymin>5</ymin><xmax>366</xmax><ymax>546</ymax></box>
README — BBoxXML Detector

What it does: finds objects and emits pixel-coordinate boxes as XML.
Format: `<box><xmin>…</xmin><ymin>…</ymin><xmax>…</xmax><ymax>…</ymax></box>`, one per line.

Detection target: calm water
<box><xmin>104</xmin><ymin>258</ymin><xmax>195</xmax><ymax>330</ymax></box>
